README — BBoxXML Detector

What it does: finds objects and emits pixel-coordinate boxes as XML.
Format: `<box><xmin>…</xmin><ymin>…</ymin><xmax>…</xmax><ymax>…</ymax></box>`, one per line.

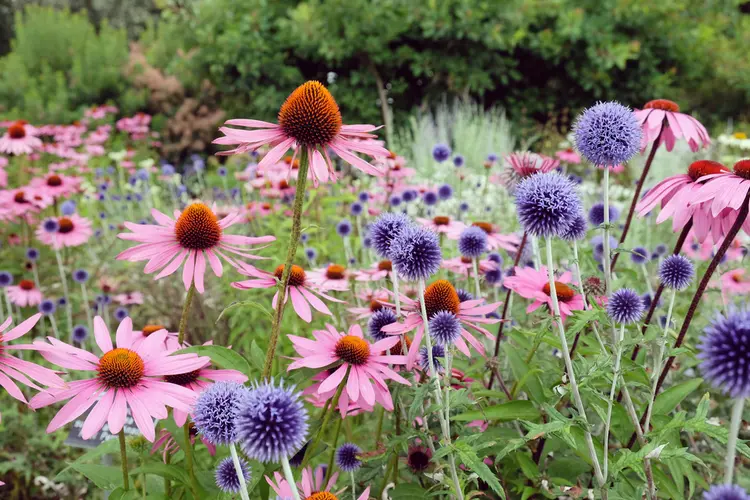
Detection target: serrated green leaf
<box><xmin>452</xmin><ymin>400</ymin><xmax>539</xmax><ymax>422</ymax></box>
<box><xmin>503</xmin><ymin>342</ymin><xmax>544</xmax><ymax>403</ymax></box>
<box><xmin>389</xmin><ymin>483</ymin><xmax>429</xmax><ymax>499</ymax></box>
<box><xmin>455</xmin><ymin>443</ymin><xmax>505</xmax><ymax>498</ymax></box>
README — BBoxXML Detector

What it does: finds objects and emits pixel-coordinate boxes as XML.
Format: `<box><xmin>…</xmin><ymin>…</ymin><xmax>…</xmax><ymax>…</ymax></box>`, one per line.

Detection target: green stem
<box><xmin>602</xmin><ymin>167</ymin><xmax>612</xmax><ymax>295</ymax></box>
<box><xmin>281</xmin><ymin>456</ymin><xmax>302</xmax><ymax>500</ymax></box>
<box><xmin>177</xmin><ymin>282</ymin><xmax>196</xmax><ymax>345</ymax></box>
<box><xmin>182</xmin><ymin>423</ymin><xmax>200</xmax><ymax>498</ymax></box>
<box><xmin>263</xmin><ymin>149</ymin><xmax>310</xmax><ymax>380</ymax></box>
<box><xmin>374</xmin><ymin>406</ymin><xmax>385</xmax><ymax>446</ymax></box>
<box><xmin>602</xmin><ymin>324</ymin><xmax>625</xmax><ymax>482</ymax></box>
<box><xmin>118</xmin><ymin>430</ymin><xmax>129</xmax><ymax>491</ymax></box>
<box><xmin>301</xmin><ymin>365</ymin><xmax>349</xmax><ymax>469</ymax></box>
<box><xmin>164</xmin><ymin>452</ymin><xmax>172</xmax><ymax>497</ymax></box>
<box><xmin>54</xmin><ymin>245</ymin><xmax>73</xmax><ymax>336</ymax></box>
<box><xmin>325</xmin><ymin>415</ymin><xmax>344</xmax><ymax>483</ymax></box>
<box><xmin>230</xmin><ymin>443</ymin><xmax>250</xmax><ymax>500</ymax></box>
<box><xmin>725</xmin><ymin>397</ymin><xmax>745</xmax><ymax>484</ymax></box>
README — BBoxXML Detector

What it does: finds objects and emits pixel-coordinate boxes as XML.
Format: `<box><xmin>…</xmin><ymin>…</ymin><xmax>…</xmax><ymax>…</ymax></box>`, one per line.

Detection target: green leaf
<box><xmin>652</xmin><ymin>378</ymin><xmax>703</xmax><ymax>415</ymax></box>
<box><xmin>130</xmin><ymin>462</ymin><xmax>190</xmax><ymax>486</ymax></box>
<box><xmin>56</xmin><ymin>438</ymin><xmax>119</xmax><ymax>478</ymax></box>
<box><xmin>176</xmin><ymin>345</ymin><xmax>252</xmax><ymax>376</ymax></box>
<box><xmin>452</xmin><ymin>400</ymin><xmax>539</xmax><ymax>422</ymax></box>
<box><xmin>389</xmin><ymin>483</ymin><xmax>429</xmax><ymax>499</ymax></box>
<box><xmin>502</xmin><ymin>342</ymin><xmax>544</xmax><ymax>402</ymax></box>
<box><xmin>217</xmin><ymin>299</ymin><xmax>273</xmax><ymax>323</ymax></box>
<box><xmin>66</xmin><ymin>463</ymin><xmax>123</xmax><ymax>490</ymax></box>
<box><xmin>455</xmin><ymin>443</ymin><xmax>505</xmax><ymax>498</ymax></box>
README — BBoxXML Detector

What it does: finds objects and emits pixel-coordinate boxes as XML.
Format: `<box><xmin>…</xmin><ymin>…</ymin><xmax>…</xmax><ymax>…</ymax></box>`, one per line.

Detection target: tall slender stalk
<box><xmin>176</xmin><ymin>281</ymin><xmax>199</xmax><ymax>498</ymax></box>
<box><xmin>119</xmin><ymin>430</ymin><xmax>130</xmax><ymax>491</ymax></box>
<box><xmin>54</xmin><ymin>246</ymin><xmax>73</xmax><ymax>336</ymax></box>
<box><xmin>230</xmin><ymin>443</ymin><xmax>250</xmax><ymax>500</ymax></box>
<box><xmin>602</xmin><ymin>324</ymin><xmax>625</xmax><ymax>482</ymax></box>
<box><xmin>281</xmin><ymin>456</ymin><xmax>302</xmax><ymax>500</ymax></box>
<box><xmin>301</xmin><ymin>366</ymin><xmax>349</xmax><ymax>469</ymax></box>
<box><xmin>325</xmin><ymin>415</ymin><xmax>344</xmax><ymax>483</ymax></box>
<box><xmin>263</xmin><ymin>149</ymin><xmax>310</xmax><ymax>380</ymax></box>
<box><xmin>725</xmin><ymin>398</ymin><xmax>745</xmax><ymax>485</ymax></box>
<box><xmin>602</xmin><ymin>167</ymin><xmax>612</xmax><ymax>295</ymax></box>
<box><xmin>472</xmin><ymin>258</ymin><xmax>481</xmax><ymax>299</ymax></box>
<box><xmin>644</xmin><ymin>290</ymin><xmax>676</xmax><ymax>435</ymax></box>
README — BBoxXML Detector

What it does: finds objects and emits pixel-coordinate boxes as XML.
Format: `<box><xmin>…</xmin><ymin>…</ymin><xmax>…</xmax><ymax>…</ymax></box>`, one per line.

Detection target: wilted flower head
<box><xmin>515</xmin><ymin>172</ymin><xmax>582</xmax><ymax>238</ymax></box>
<box><xmin>574</xmin><ymin>101</ymin><xmax>642</xmax><ymax>167</ymax></box>
<box><xmin>698</xmin><ymin>308</ymin><xmax>750</xmax><ymax>398</ymax></box>
<box><xmin>658</xmin><ymin>254</ymin><xmax>694</xmax><ymax>290</ymax></box>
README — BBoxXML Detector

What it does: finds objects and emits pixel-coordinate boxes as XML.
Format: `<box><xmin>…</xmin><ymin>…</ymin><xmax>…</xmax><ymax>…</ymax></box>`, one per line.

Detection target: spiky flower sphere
<box><xmin>560</xmin><ymin>213</ymin><xmax>588</xmax><ymax>242</ymax></box>
<box><xmin>456</xmin><ymin>288</ymin><xmax>474</xmax><ymax>302</ymax></box>
<box><xmin>368</xmin><ymin>213</ymin><xmax>411</xmax><ymax>259</ymax></box>
<box><xmin>438</xmin><ymin>183</ymin><xmax>453</xmax><ymax>200</ymax></box>
<box><xmin>335</xmin><ymin>443</ymin><xmax>362</xmax><ymax>472</ymax></box>
<box><xmin>39</xmin><ymin>299</ymin><xmax>56</xmax><ymax>315</ymax></box>
<box><xmin>72</xmin><ymin>269</ymin><xmax>90</xmax><ymax>283</ymax></box>
<box><xmin>484</xmin><ymin>267</ymin><xmax>503</xmax><ymax>285</ymax></box>
<box><xmin>336</xmin><ymin>219</ymin><xmax>353</xmax><ymax>237</ymax></box>
<box><xmin>193</xmin><ymin>382</ymin><xmax>249</xmax><ymax>446</ymax></box>
<box><xmin>368</xmin><ymin>309</ymin><xmax>398</xmax><ymax>341</ymax></box>
<box><xmin>458</xmin><ymin>226</ymin><xmax>488</xmax><ymax>258</ymax></box>
<box><xmin>703</xmin><ymin>484</ymin><xmax>750</xmax><ymax>500</ymax></box>
<box><xmin>214</xmin><ymin>457</ymin><xmax>251</xmax><ymax>494</ymax></box>
<box><xmin>453</xmin><ymin>155</ymin><xmax>464</xmax><ymax>167</ymax></box>
<box><xmin>573</xmin><ymin>101</ymin><xmax>642</xmax><ymax>167</ymax></box>
<box><xmin>588</xmin><ymin>202</ymin><xmax>620</xmax><ymax>227</ymax></box>
<box><xmin>72</xmin><ymin>325</ymin><xmax>89</xmax><ymax>343</ymax></box>
<box><xmin>26</xmin><ymin>247</ymin><xmax>39</xmax><ymax>261</ymax></box>
<box><xmin>389</xmin><ymin>225</ymin><xmax>442</xmax><ymax>281</ymax></box>
<box><xmin>432</xmin><ymin>144</ymin><xmax>451</xmax><ymax>162</ymax></box>
<box><xmin>631</xmin><ymin>247</ymin><xmax>649</xmax><ymax>265</ymax></box>
<box><xmin>423</xmin><ymin>191</ymin><xmax>438</xmax><ymax>206</ymax></box>
<box><xmin>419</xmin><ymin>345</ymin><xmax>445</xmax><ymax>373</ymax></box>
<box><xmin>234</xmin><ymin>380</ymin><xmax>309</xmax><ymax>463</ymax></box>
<box><xmin>658</xmin><ymin>254</ymin><xmax>694</xmax><ymax>290</ymax></box>
<box><xmin>607</xmin><ymin>288</ymin><xmax>645</xmax><ymax>324</ymax></box>
<box><xmin>514</xmin><ymin>172</ymin><xmax>582</xmax><ymax>238</ymax></box>
<box><xmin>429</xmin><ymin>311</ymin><xmax>462</xmax><ymax>346</ymax></box>
<box><xmin>698</xmin><ymin>308</ymin><xmax>750</xmax><ymax>398</ymax></box>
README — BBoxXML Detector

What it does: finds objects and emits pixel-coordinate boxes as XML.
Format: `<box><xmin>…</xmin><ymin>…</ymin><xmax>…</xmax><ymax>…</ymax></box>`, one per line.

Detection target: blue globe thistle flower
<box><xmin>26</xmin><ymin>248</ymin><xmax>39</xmax><ymax>261</ymax></box>
<box><xmin>358</xmin><ymin>192</ymin><xmax>370</xmax><ymax>203</ymax></box>
<box><xmin>487</xmin><ymin>252</ymin><xmax>504</xmax><ymax>266</ymax></box>
<box><xmin>72</xmin><ymin>269</ymin><xmax>89</xmax><ymax>284</ymax></box>
<box><xmin>703</xmin><ymin>484</ymin><xmax>750</xmax><ymax>500</ymax></box>
<box><xmin>658</xmin><ymin>255</ymin><xmax>694</xmax><ymax>290</ymax></box>
<box><xmin>453</xmin><ymin>155</ymin><xmax>465</xmax><ymax>168</ymax></box>
<box><xmin>432</xmin><ymin>144</ymin><xmax>451</xmax><ymax>163</ymax></box>
<box><xmin>60</xmin><ymin>200</ymin><xmax>76</xmax><ymax>216</ymax></box>
<box><xmin>336</xmin><ymin>443</ymin><xmax>362</xmax><ymax>472</ymax></box>
<box><xmin>458</xmin><ymin>226</ymin><xmax>488</xmax><ymax>258</ymax></box>
<box><xmin>336</xmin><ymin>219</ymin><xmax>353</xmax><ymax>237</ymax></box>
<box><xmin>235</xmin><ymin>380</ymin><xmax>309</xmax><ymax>463</ymax></box>
<box><xmin>573</xmin><ymin>101</ymin><xmax>642</xmax><ymax>167</ymax></box>
<box><xmin>217</xmin><ymin>166</ymin><xmax>228</xmax><ymax>177</ymax></box>
<box><xmin>136</xmin><ymin>169</ymin><xmax>150</xmax><ymax>182</ymax></box>
<box><xmin>419</xmin><ymin>345</ymin><xmax>445</xmax><ymax>373</ymax></box>
<box><xmin>72</xmin><ymin>325</ymin><xmax>89</xmax><ymax>343</ymax></box>
<box><xmin>515</xmin><ymin>172</ymin><xmax>582</xmax><ymax>238</ymax></box>
<box><xmin>369</xmin><ymin>213</ymin><xmax>411</xmax><ymax>259</ymax></box>
<box><xmin>58</xmin><ymin>297</ymin><xmax>67</xmax><ymax>307</ymax></box>
<box><xmin>429</xmin><ymin>311</ymin><xmax>462</xmax><ymax>345</ymax></box>
<box><xmin>0</xmin><ymin>271</ymin><xmax>13</xmax><ymax>287</ymax></box>
<box><xmin>289</xmin><ymin>442</ymin><xmax>309</xmax><ymax>467</ymax></box>
<box><xmin>193</xmin><ymin>382</ymin><xmax>248</xmax><ymax>446</ymax></box>
<box><xmin>350</xmin><ymin>202</ymin><xmax>364</xmax><ymax>216</ymax></box>
<box><xmin>363</xmin><ymin>236</ymin><xmax>372</xmax><ymax>248</ymax></box>
<box><xmin>655</xmin><ymin>244</ymin><xmax>668</xmax><ymax>256</ymax></box>
<box><xmin>368</xmin><ymin>309</ymin><xmax>398</xmax><ymax>341</ymax></box>
<box><xmin>389</xmin><ymin>225</ymin><xmax>442</xmax><ymax>281</ymax></box>
<box><xmin>95</xmin><ymin>168</ymin><xmax>104</xmax><ymax>178</ymax></box>
<box><xmin>459</xmin><ymin>202</ymin><xmax>469</xmax><ymax>212</ymax></box>
<box><xmin>631</xmin><ymin>247</ymin><xmax>649</xmax><ymax>265</ymax></box>
<box><xmin>402</xmin><ymin>190</ymin><xmax>416</xmax><ymax>203</ymax></box>
<box><xmin>300</xmin><ymin>233</ymin><xmax>309</xmax><ymax>243</ymax></box>
<box><xmin>125</xmin><ymin>194</ymin><xmax>133</xmax><ymax>202</ymax></box>
<box><xmin>607</xmin><ymin>288</ymin><xmax>644</xmax><ymax>324</ymax></box>
<box><xmin>39</xmin><ymin>300</ymin><xmax>56</xmax><ymax>316</ymax></box>
<box><xmin>456</xmin><ymin>289</ymin><xmax>473</xmax><ymax>302</ymax></box>
<box><xmin>42</xmin><ymin>218</ymin><xmax>60</xmax><ymax>233</ymax></box>
<box><xmin>591</xmin><ymin>235</ymin><xmax>618</xmax><ymax>257</ymax></box>
<box><xmin>114</xmin><ymin>307</ymin><xmax>129</xmax><ymax>321</ymax></box>
<box><xmin>588</xmin><ymin>202</ymin><xmax>620</xmax><ymax>227</ymax></box>
<box><xmin>487</xmin><ymin>153</ymin><xmax>498</xmax><ymax>162</ymax></box>
<box><xmin>423</xmin><ymin>191</ymin><xmax>438</xmax><ymax>206</ymax></box>
<box><xmin>437</xmin><ymin>184</ymin><xmax>453</xmax><ymax>201</ymax></box>
<box><xmin>390</xmin><ymin>195</ymin><xmax>402</xmax><ymax>207</ymax></box>
<box><xmin>99</xmin><ymin>183</ymin><xmax>109</xmax><ymax>192</ymax></box>
<box><xmin>161</xmin><ymin>164</ymin><xmax>175</xmax><ymax>176</ymax></box>
<box><xmin>698</xmin><ymin>308</ymin><xmax>750</xmax><ymax>398</ymax></box>
<box><xmin>214</xmin><ymin>457</ymin><xmax>250</xmax><ymax>494</ymax></box>
<box><xmin>484</xmin><ymin>267</ymin><xmax>503</xmax><ymax>285</ymax></box>
<box><xmin>560</xmin><ymin>213</ymin><xmax>588</xmax><ymax>242</ymax></box>
<box><xmin>230</xmin><ymin>188</ymin><xmax>240</xmax><ymax>199</ymax></box>
<box><xmin>304</xmin><ymin>247</ymin><xmax>317</xmax><ymax>261</ymax></box>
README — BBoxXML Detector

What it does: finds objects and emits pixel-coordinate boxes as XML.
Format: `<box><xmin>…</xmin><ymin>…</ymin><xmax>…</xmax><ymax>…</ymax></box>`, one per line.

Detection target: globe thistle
<box><xmin>655</xmin><ymin>244</ymin><xmax>668</xmax><ymax>256</ymax></box>
<box><xmin>429</xmin><ymin>311</ymin><xmax>462</xmax><ymax>345</ymax></box>
<box><xmin>432</xmin><ymin>144</ymin><xmax>451</xmax><ymax>163</ymax></box>
<box><xmin>573</xmin><ymin>101</ymin><xmax>642</xmax><ymax>167</ymax></box>
<box><xmin>350</xmin><ymin>202</ymin><xmax>364</xmax><ymax>216</ymax></box>
<box><xmin>368</xmin><ymin>213</ymin><xmax>411</xmax><ymax>259</ymax></box>
<box><xmin>72</xmin><ymin>325</ymin><xmax>89</xmax><ymax>343</ymax></box>
<box><xmin>26</xmin><ymin>248</ymin><xmax>39</xmax><ymax>261</ymax></box>
<box><xmin>214</xmin><ymin>457</ymin><xmax>251</xmax><ymax>494</ymax></box>
<box><xmin>437</xmin><ymin>184</ymin><xmax>453</xmax><ymax>201</ymax></box>
<box><xmin>217</xmin><ymin>166</ymin><xmax>228</xmax><ymax>177</ymax></box>
<box><xmin>515</xmin><ymin>172</ymin><xmax>582</xmax><ymax>238</ymax></box>
<box><xmin>419</xmin><ymin>344</ymin><xmax>445</xmax><ymax>373</ymax></box>
<box><xmin>658</xmin><ymin>255</ymin><xmax>694</xmax><ymax>290</ymax></box>
<box><xmin>591</xmin><ymin>235</ymin><xmax>618</xmax><ymax>259</ymax></box>
<box><xmin>235</xmin><ymin>379</ymin><xmax>309</xmax><ymax>463</ymax></box>
<box><xmin>289</xmin><ymin>442</ymin><xmax>309</xmax><ymax>467</ymax></box>
<box><xmin>630</xmin><ymin>247</ymin><xmax>649</xmax><ymax>265</ymax></box>
<box><xmin>389</xmin><ymin>225</ymin><xmax>442</xmax><ymax>281</ymax></box>
<box><xmin>336</xmin><ymin>219</ymin><xmax>353</xmax><ymax>237</ymax></box>
<box><xmin>484</xmin><ymin>267</ymin><xmax>503</xmax><ymax>285</ymax></box>
<box><xmin>60</xmin><ymin>200</ymin><xmax>76</xmax><ymax>216</ymax></box>
<box><xmin>698</xmin><ymin>308</ymin><xmax>750</xmax><ymax>397</ymax></box>
<box><xmin>335</xmin><ymin>443</ymin><xmax>362</xmax><ymax>472</ymax></box>
<box><xmin>458</xmin><ymin>226</ymin><xmax>488</xmax><ymax>258</ymax></box>
<box><xmin>487</xmin><ymin>252</ymin><xmax>504</xmax><ymax>266</ymax></box>
<box><xmin>453</xmin><ymin>155</ymin><xmax>464</xmax><ymax>167</ymax></box>
<box><xmin>368</xmin><ymin>309</ymin><xmax>398</xmax><ymax>341</ymax></box>
<box><xmin>423</xmin><ymin>191</ymin><xmax>438</xmax><ymax>206</ymax></box>
<box><xmin>0</xmin><ymin>271</ymin><xmax>14</xmax><ymax>287</ymax></box>
<box><xmin>304</xmin><ymin>247</ymin><xmax>317</xmax><ymax>262</ymax></box>
<box><xmin>390</xmin><ymin>195</ymin><xmax>402</xmax><ymax>207</ymax></box>
<box><xmin>703</xmin><ymin>484</ymin><xmax>750</xmax><ymax>500</ymax></box>
<box><xmin>42</xmin><ymin>218</ymin><xmax>59</xmax><ymax>233</ymax></box>
<box><xmin>57</xmin><ymin>297</ymin><xmax>67</xmax><ymax>307</ymax></box>
<box><xmin>402</xmin><ymin>190</ymin><xmax>417</xmax><ymax>203</ymax></box>
<box><xmin>456</xmin><ymin>289</ymin><xmax>474</xmax><ymax>302</ymax></box>
<box><xmin>607</xmin><ymin>288</ymin><xmax>644</xmax><ymax>324</ymax></box>
<box><xmin>39</xmin><ymin>300</ymin><xmax>56</xmax><ymax>316</ymax></box>
<box><xmin>114</xmin><ymin>307</ymin><xmax>129</xmax><ymax>321</ymax></box>
<box><xmin>459</xmin><ymin>202</ymin><xmax>469</xmax><ymax>212</ymax></box>
<box><xmin>193</xmin><ymin>382</ymin><xmax>248</xmax><ymax>446</ymax></box>
<box><xmin>588</xmin><ymin>202</ymin><xmax>620</xmax><ymax>227</ymax></box>
<box><xmin>560</xmin><ymin>213</ymin><xmax>588</xmax><ymax>242</ymax></box>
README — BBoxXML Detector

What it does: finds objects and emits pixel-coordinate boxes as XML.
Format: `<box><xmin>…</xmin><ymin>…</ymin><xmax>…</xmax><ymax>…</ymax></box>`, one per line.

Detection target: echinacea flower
<box><xmin>214</xmin><ymin>81</ymin><xmax>388</xmax><ymax>186</ymax></box>
<box><xmin>117</xmin><ymin>203</ymin><xmax>275</xmax><ymax>293</ymax></box>
<box><xmin>0</xmin><ymin>121</ymin><xmax>42</xmax><ymax>155</ymax></box>
<box><xmin>288</xmin><ymin>323</ymin><xmax>410</xmax><ymax>416</ymax></box>
<box><xmin>687</xmin><ymin>159</ymin><xmax>750</xmax><ymax>224</ymax></box>
<box><xmin>266</xmin><ymin>465</ymin><xmax>373</xmax><ymax>500</ymax></box>
<box><xmin>719</xmin><ymin>269</ymin><xmax>750</xmax><ymax>296</ymax></box>
<box><xmin>503</xmin><ymin>266</ymin><xmax>584</xmax><ymax>322</ymax></box>
<box><xmin>231</xmin><ymin>264</ymin><xmax>342</xmax><ymax>322</ymax></box>
<box><xmin>30</xmin><ymin>316</ymin><xmax>210</xmax><ymax>441</ymax></box>
<box><xmin>416</xmin><ymin>215</ymin><xmax>463</xmax><ymax>234</ymax></box>
<box><xmin>0</xmin><ymin>188</ymin><xmax>52</xmax><ymax>220</ymax></box>
<box><xmin>131</xmin><ymin>325</ymin><xmax>180</xmax><ymax>352</ymax></box>
<box><xmin>36</xmin><ymin>214</ymin><xmax>93</xmax><ymax>249</ymax></box>
<box><xmin>113</xmin><ymin>292</ymin><xmax>144</xmax><ymax>305</ymax></box>
<box><xmin>500</xmin><ymin>152</ymin><xmax>560</xmax><ymax>192</ymax></box>
<box><xmin>151</xmin><ymin>425</ymin><xmax>217</xmax><ymax>463</ymax></box>
<box><xmin>29</xmin><ymin>173</ymin><xmax>82</xmax><ymax>199</ymax></box>
<box><xmin>354</xmin><ymin>260</ymin><xmax>393</xmax><ymax>282</ymax></box>
<box><xmin>307</xmin><ymin>264</ymin><xmax>351</xmax><ymax>291</ymax></box>
<box><xmin>555</xmin><ymin>148</ymin><xmax>581</xmax><ymax>164</ymax></box>
<box><xmin>7</xmin><ymin>279</ymin><xmax>43</xmax><ymax>307</ymax></box>
<box><xmin>633</xmin><ymin>99</ymin><xmax>710</xmax><ymax>152</ymax></box>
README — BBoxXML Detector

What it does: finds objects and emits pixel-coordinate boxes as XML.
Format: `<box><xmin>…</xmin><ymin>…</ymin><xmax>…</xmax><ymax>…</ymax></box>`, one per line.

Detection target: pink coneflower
<box><xmin>0</xmin><ymin>188</ymin><xmax>52</xmax><ymax>220</ymax></box>
<box><xmin>231</xmin><ymin>264</ymin><xmax>342</xmax><ymax>322</ymax></box>
<box><xmin>354</xmin><ymin>260</ymin><xmax>393</xmax><ymax>282</ymax></box>
<box><xmin>266</xmin><ymin>466</ymin><xmax>370</xmax><ymax>500</ymax></box>
<box><xmin>116</xmin><ymin>203</ymin><xmax>275</xmax><ymax>294</ymax></box>
<box><xmin>302</xmin><ymin>370</ymin><xmax>374</xmax><ymax>415</ymax></box>
<box><xmin>113</xmin><ymin>292</ymin><xmax>144</xmax><ymax>306</ymax></box>
<box><xmin>719</xmin><ymin>269</ymin><xmax>750</xmax><ymax>296</ymax></box>
<box><xmin>347</xmin><ymin>289</ymin><xmax>391</xmax><ymax>320</ymax></box>
<box><xmin>447</xmin><ymin>221</ymin><xmax>520</xmax><ymax>253</ymax></box>
<box><xmin>503</xmin><ymin>266</ymin><xmax>584</xmax><ymax>322</ymax></box>
<box><xmin>131</xmin><ymin>325</ymin><xmax>180</xmax><ymax>352</ymax></box>
<box><xmin>416</xmin><ymin>215</ymin><xmax>463</xmax><ymax>234</ymax></box>
<box><xmin>214</xmin><ymin>81</ymin><xmax>388</xmax><ymax>186</ymax></box>
<box><xmin>687</xmin><ymin>160</ymin><xmax>750</xmax><ymax>225</ymax></box>
<box><xmin>382</xmin><ymin>280</ymin><xmax>501</xmax><ymax>366</ymax></box>
<box><xmin>0</xmin><ymin>121</ymin><xmax>42</xmax><ymax>155</ymax></box>
<box><xmin>633</xmin><ymin>99</ymin><xmax>710</xmax><ymax>152</ymax></box>
<box><xmin>307</xmin><ymin>263</ymin><xmax>351</xmax><ymax>292</ymax></box>
<box><xmin>287</xmin><ymin>324</ymin><xmax>410</xmax><ymax>414</ymax></box>
<box><xmin>30</xmin><ymin>317</ymin><xmax>210</xmax><ymax>442</ymax></box>
<box><xmin>0</xmin><ymin>314</ymin><xmax>66</xmax><ymax>421</ymax></box>
<box><xmin>151</xmin><ymin>426</ymin><xmax>216</xmax><ymax>463</ymax></box>
<box><xmin>555</xmin><ymin>148</ymin><xmax>581</xmax><ymax>164</ymax></box>
<box><xmin>36</xmin><ymin>214</ymin><xmax>93</xmax><ymax>249</ymax></box>
<box><xmin>380</xmin><ymin>153</ymin><xmax>416</xmax><ymax>179</ymax></box>
<box><xmin>505</xmin><ymin>152</ymin><xmax>560</xmax><ymax>178</ymax></box>
<box><xmin>441</xmin><ymin>255</ymin><xmax>497</xmax><ymax>277</ymax></box>
<box><xmin>7</xmin><ymin>280</ymin><xmax>43</xmax><ymax>307</ymax></box>
<box><xmin>29</xmin><ymin>173</ymin><xmax>82</xmax><ymax>199</ymax></box>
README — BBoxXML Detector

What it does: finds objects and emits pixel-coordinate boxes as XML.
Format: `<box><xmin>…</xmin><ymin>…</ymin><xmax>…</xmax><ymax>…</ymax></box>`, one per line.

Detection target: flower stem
<box><xmin>182</xmin><ymin>422</ymin><xmax>200</xmax><ymax>498</ymax></box>
<box><xmin>602</xmin><ymin>323</ymin><xmax>625</xmax><ymax>481</ymax></box>
<box><xmin>54</xmin><ymin>246</ymin><xmax>73</xmax><ymax>336</ymax></box>
<box><xmin>263</xmin><ymin>149</ymin><xmax>310</xmax><ymax>380</ymax></box>
<box><xmin>301</xmin><ymin>365</ymin><xmax>349</xmax><ymax>469</ymax></box>
<box><xmin>392</xmin><ymin>271</ymin><xmax>402</xmax><ymax>316</ymax></box>
<box><xmin>472</xmin><ymin>257</ymin><xmax>481</xmax><ymax>299</ymax></box>
<box><xmin>351</xmin><ymin>471</ymin><xmax>356</xmax><ymax>500</ymax></box>
<box><xmin>230</xmin><ymin>443</ymin><xmax>250</xmax><ymax>500</ymax></box>
<box><xmin>80</xmin><ymin>283</ymin><xmax>93</xmax><ymax>336</ymax></box>
<box><xmin>325</xmin><ymin>414</ymin><xmax>344</xmax><ymax>483</ymax></box>
<box><xmin>118</xmin><ymin>430</ymin><xmax>129</xmax><ymax>491</ymax></box>
<box><xmin>725</xmin><ymin>397</ymin><xmax>745</xmax><ymax>484</ymax></box>
<box><xmin>177</xmin><ymin>282</ymin><xmax>196</xmax><ymax>345</ymax></box>
<box><xmin>644</xmin><ymin>290</ymin><xmax>676</xmax><ymax>435</ymax></box>
<box><xmin>281</xmin><ymin>456</ymin><xmax>301</xmax><ymax>500</ymax></box>
<box><xmin>602</xmin><ymin>167</ymin><xmax>612</xmax><ymax>295</ymax></box>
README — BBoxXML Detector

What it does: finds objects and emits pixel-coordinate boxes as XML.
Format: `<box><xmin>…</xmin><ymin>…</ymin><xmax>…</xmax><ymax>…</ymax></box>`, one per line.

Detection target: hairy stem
<box><xmin>119</xmin><ymin>430</ymin><xmax>129</xmax><ymax>491</ymax></box>
<box><xmin>725</xmin><ymin>398</ymin><xmax>745</xmax><ymax>485</ymax></box>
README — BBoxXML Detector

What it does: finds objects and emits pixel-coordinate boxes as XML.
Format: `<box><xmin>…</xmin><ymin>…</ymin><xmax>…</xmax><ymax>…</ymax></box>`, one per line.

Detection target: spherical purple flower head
<box><xmin>487</xmin><ymin>153</ymin><xmax>498</xmax><ymax>162</ymax></box>
<box><xmin>235</xmin><ymin>379</ymin><xmax>309</xmax><ymax>463</ymax></box>
<box><xmin>432</xmin><ymin>144</ymin><xmax>452</xmax><ymax>163</ymax></box>
<box><xmin>487</xmin><ymin>252</ymin><xmax>504</xmax><ymax>266</ymax></box>
<box><xmin>37</xmin><ymin>299</ymin><xmax>55</xmax><ymax>316</ymax></box>
<box><xmin>217</xmin><ymin>166</ymin><xmax>228</xmax><ymax>177</ymax></box>
<box><xmin>193</xmin><ymin>381</ymin><xmax>248</xmax><ymax>446</ymax></box>
<box><xmin>438</xmin><ymin>184</ymin><xmax>453</xmax><ymax>201</ymax></box>
<box><xmin>588</xmin><ymin>202</ymin><xmax>620</xmax><ymax>227</ymax></box>
<box><xmin>304</xmin><ymin>247</ymin><xmax>317</xmax><ymax>261</ymax></box>
<box><xmin>698</xmin><ymin>307</ymin><xmax>750</xmax><ymax>398</ymax></box>
<box><xmin>0</xmin><ymin>271</ymin><xmax>14</xmax><ymax>287</ymax></box>
<box><xmin>60</xmin><ymin>200</ymin><xmax>77</xmax><ymax>216</ymax></box>
<box><xmin>369</xmin><ymin>213</ymin><xmax>411</xmax><ymax>259</ymax></box>
<box><xmin>515</xmin><ymin>172</ymin><xmax>582</xmax><ymax>238</ymax></box>
<box><xmin>389</xmin><ymin>225</ymin><xmax>442</xmax><ymax>282</ymax></box>
<box><xmin>658</xmin><ymin>254</ymin><xmax>694</xmax><ymax>290</ymax></box>
<box><xmin>350</xmin><ymin>202</ymin><xmax>364</xmax><ymax>216</ymax></box>
<box><xmin>71</xmin><ymin>268</ymin><xmax>89</xmax><ymax>284</ymax></box>
<box><xmin>484</xmin><ymin>267</ymin><xmax>503</xmax><ymax>285</ymax></box>
<box><xmin>655</xmin><ymin>244</ymin><xmax>668</xmax><ymax>256</ymax></box>
<box><xmin>390</xmin><ymin>195</ymin><xmax>402</xmax><ymax>207</ymax></box>
<box><xmin>358</xmin><ymin>191</ymin><xmax>370</xmax><ymax>203</ymax></box>
<box><xmin>429</xmin><ymin>311</ymin><xmax>462</xmax><ymax>346</ymax></box>
<box><xmin>26</xmin><ymin>247</ymin><xmax>39</xmax><ymax>261</ymax></box>
<box><xmin>591</xmin><ymin>235</ymin><xmax>618</xmax><ymax>259</ymax></box>
<box><xmin>336</xmin><ymin>442</ymin><xmax>362</xmax><ymax>472</ymax></box>
<box><xmin>458</xmin><ymin>226</ymin><xmax>488</xmax><ymax>258</ymax></box>
<box><xmin>459</xmin><ymin>202</ymin><xmax>469</xmax><ymax>212</ymax></box>
<box><xmin>573</xmin><ymin>101</ymin><xmax>642</xmax><ymax>167</ymax></box>
<box><xmin>419</xmin><ymin>344</ymin><xmax>445</xmax><ymax>373</ymax></box>
<box><xmin>114</xmin><ymin>307</ymin><xmax>129</xmax><ymax>321</ymax></box>
<box><xmin>368</xmin><ymin>309</ymin><xmax>398</xmax><ymax>341</ymax></box>
<box><xmin>607</xmin><ymin>288</ymin><xmax>645</xmax><ymax>324</ymax></box>
<box><xmin>72</xmin><ymin>325</ymin><xmax>89</xmax><ymax>343</ymax></box>
<box><xmin>423</xmin><ymin>191</ymin><xmax>438</xmax><ymax>206</ymax></box>
<box><xmin>631</xmin><ymin>247</ymin><xmax>649</xmax><ymax>265</ymax></box>
<box><xmin>560</xmin><ymin>213</ymin><xmax>588</xmax><ymax>242</ymax></box>
<box><xmin>215</xmin><ymin>456</ymin><xmax>251</xmax><ymax>494</ymax></box>
<box><xmin>363</xmin><ymin>236</ymin><xmax>372</xmax><ymax>249</ymax></box>
<box><xmin>42</xmin><ymin>218</ymin><xmax>60</xmax><ymax>233</ymax></box>
<box><xmin>336</xmin><ymin>219</ymin><xmax>353</xmax><ymax>237</ymax></box>
<box><xmin>456</xmin><ymin>289</ymin><xmax>473</xmax><ymax>302</ymax></box>
<box><xmin>402</xmin><ymin>190</ymin><xmax>417</xmax><ymax>203</ymax></box>
<box><xmin>453</xmin><ymin>155</ymin><xmax>464</xmax><ymax>168</ymax></box>
<box><xmin>703</xmin><ymin>484</ymin><xmax>750</xmax><ymax>500</ymax></box>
